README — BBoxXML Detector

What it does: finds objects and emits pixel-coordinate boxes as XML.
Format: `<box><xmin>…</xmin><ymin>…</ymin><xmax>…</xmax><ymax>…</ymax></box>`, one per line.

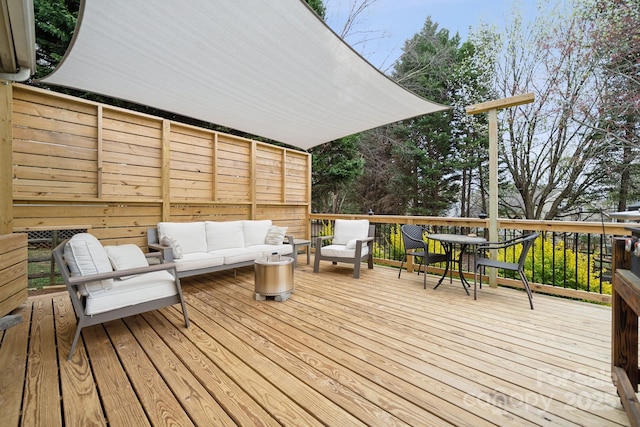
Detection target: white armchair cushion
<box><xmin>321</xmin><ymin>244</ymin><xmax>370</xmax><ymax>258</ymax></box>
<box><xmin>104</xmin><ymin>244</ymin><xmax>150</xmax><ymax>279</ymax></box>
<box><xmin>332</xmin><ymin>220</ymin><xmax>370</xmax><ymax>245</ymax></box>
<box><xmin>63</xmin><ymin>233</ymin><xmax>113</xmax><ymax>295</ymax></box>
<box><xmin>205</xmin><ymin>221</ymin><xmax>244</xmax><ymax>251</ymax></box>
<box><xmin>84</xmin><ymin>270</ymin><xmax>178</xmax><ymax>315</ymax></box>
<box><xmin>345</xmin><ymin>238</ymin><xmax>358</xmax><ymax>249</ymax></box>
<box><xmin>242</xmin><ymin>220</ymin><xmax>272</xmax><ymax>247</ymax></box>
<box><xmin>265</xmin><ymin>225</ymin><xmax>288</xmax><ymax>245</ymax></box>
<box><xmin>158</xmin><ymin>221</ymin><xmax>207</xmax><ymax>254</ymax></box>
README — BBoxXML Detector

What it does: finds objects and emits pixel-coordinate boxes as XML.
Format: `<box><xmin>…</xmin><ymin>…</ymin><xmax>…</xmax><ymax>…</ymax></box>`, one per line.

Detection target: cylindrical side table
<box><xmin>254</xmin><ymin>256</ymin><xmax>294</xmax><ymax>301</ymax></box>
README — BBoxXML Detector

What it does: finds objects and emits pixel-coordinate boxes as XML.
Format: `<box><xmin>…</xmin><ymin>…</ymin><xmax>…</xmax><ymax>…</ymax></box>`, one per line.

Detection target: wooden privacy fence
<box><xmin>8</xmin><ymin>84</ymin><xmax>311</xmax><ymax>249</ymax></box>
<box><xmin>0</xmin><ymin>234</ymin><xmax>27</xmax><ymax>318</ymax></box>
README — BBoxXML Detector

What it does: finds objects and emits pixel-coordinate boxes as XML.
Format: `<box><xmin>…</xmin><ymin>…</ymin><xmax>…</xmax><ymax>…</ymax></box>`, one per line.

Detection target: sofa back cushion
<box><xmin>242</xmin><ymin>220</ymin><xmax>272</xmax><ymax>247</ymax></box>
<box><xmin>205</xmin><ymin>221</ymin><xmax>245</xmax><ymax>251</ymax></box>
<box><xmin>63</xmin><ymin>233</ymin><xmax>113</xmax><ymax>294</ymax></box>
<box><xmin>332</xmin><ymin>219</ymin><xmax>370</xmax><ymax>245</ymax></box>
<box><xmin>158</xmin><ymin>221</ymin><xmax>207</xmax><ymax>254</ymax></box>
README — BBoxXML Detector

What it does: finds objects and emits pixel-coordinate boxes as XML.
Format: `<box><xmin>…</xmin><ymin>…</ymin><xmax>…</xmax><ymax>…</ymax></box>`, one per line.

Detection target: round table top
<box><xmin>255</xmin><ymin>255</ymin><xmax>294</xmax><ymax>265</ymax></box>
<box><xmin>427</xmin><ymin>233</ymin><xmax>487</xmax><ymax>245</ymax></box>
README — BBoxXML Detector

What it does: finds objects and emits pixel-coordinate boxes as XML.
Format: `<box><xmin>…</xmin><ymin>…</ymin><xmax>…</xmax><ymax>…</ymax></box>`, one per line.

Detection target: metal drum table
<box><xmin>254</xmin><ymin>255</ymin><xmax>294</xmax><ymax>301</ymax></box>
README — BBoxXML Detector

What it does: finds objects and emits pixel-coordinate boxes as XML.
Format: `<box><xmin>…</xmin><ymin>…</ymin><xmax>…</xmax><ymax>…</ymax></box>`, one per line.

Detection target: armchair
<box><xmin>53</xmin><ymin>233</ymin><xmax>189</xmax><ymax>360</ymax></box>
<box><xmin>474</xmin><ymin>232</ymin><xmax>539</xmax><ymax>309</ymax></box>
<box><xmin>313</xmin><ymin>219</ymin><xmax>375</xmax><ymax>279</ymax></box>
<box><xmin>398</xmin><ymin>224</ymin><xmax>449</xmax><ymax>289</ymax></box>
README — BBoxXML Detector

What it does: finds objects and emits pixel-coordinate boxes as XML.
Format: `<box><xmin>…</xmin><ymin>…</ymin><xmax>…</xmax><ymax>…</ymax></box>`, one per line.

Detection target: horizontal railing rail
<box><xmin>310</xmin><ymin>214</ymin><xmax>637</xmax><ymax>304</ymax></box>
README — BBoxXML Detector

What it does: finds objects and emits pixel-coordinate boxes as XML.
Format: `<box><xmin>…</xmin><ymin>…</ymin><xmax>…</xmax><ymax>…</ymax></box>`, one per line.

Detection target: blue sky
<box><xmin>325</xmin><ymin>0</ymin><xmax>524</xmax><ymax>71</ymax></box>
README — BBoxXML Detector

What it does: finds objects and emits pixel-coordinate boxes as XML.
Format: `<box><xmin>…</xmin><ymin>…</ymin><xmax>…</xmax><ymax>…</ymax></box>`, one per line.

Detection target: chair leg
<box><xmin>473</xmin><ymin>264</ymin><xmax>478</xmax><ymax>300</ymax></box>
<box><xmin>68</xmin><ymin>324</ymin><xmax>83</xmax><ymax>361</ymax></box>
<box><xmin>519</xmin><ymin>270</ymin><xmax>534</xmax><ymax>310</ymax></box>
<box><xmin>313</xmin><ymin>252</ymin><xmax>320</xmax><ymax>273</ymax></box>
<box><xmin>398</xmin><ymin>256</ymin><xmax>405</xmax><ymax>278</ymax></box>
<box><xmin>353</xmin><ymin>260</ymin><xmax>361</xmax><ymax>279</ymax></box>
<box><xmin>423</xmin><ymin>265</ymin><xmax>428</xmax><ymax>289</ymax></box>
<box><xmin>417</xmin><ymin>256</ymin><xmax>424</xmax><ymax>277</ymax></box>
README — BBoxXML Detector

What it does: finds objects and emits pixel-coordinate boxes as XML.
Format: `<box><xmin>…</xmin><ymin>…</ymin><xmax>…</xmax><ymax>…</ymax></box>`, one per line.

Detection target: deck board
<box><xmin>0</xmin><ymin>260</ymin><xmax>631</xmax><ymax>426</ymax></box>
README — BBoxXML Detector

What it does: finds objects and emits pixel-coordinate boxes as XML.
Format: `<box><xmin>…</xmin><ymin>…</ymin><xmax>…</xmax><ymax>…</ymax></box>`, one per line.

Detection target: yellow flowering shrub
<box><xmin>498</xmin><ymin>234</ymin><xmax>611</xmax><ymax>294</ymax></box>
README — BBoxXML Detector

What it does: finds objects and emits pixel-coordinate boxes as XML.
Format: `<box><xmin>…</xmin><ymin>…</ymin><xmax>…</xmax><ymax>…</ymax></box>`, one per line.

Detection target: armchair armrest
<box><xmin>67</xmin><ymin>261</ymin><xmax>177</xmax><ymax>286</ymax></box>
<box><xmin>314</xmin><ymin>234</ymin><xmax>333</xmax><ymax>249</ymax></box>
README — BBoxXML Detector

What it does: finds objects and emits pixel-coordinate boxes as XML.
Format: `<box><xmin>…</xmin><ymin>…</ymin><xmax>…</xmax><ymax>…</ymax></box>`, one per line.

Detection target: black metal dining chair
<box><xmin>398</xmin><ymin>224</ymin><xmax>450</xmax><ymax>289</ymax></box>
<box><xmin>474</xmin><ymin>232</ymin><xmax>540</xmax><ymax>309</ymax></box>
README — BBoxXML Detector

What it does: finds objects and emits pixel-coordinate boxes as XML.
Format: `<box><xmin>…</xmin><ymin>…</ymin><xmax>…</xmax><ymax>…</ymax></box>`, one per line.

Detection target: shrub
<box><xmin>498</xmin><ymin>234</ymin><xmax>610</xmax><ymax>294</ymax></box>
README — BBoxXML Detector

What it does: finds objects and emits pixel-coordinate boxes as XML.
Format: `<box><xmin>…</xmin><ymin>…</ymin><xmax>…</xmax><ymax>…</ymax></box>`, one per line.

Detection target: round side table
<box><xmin>254</xmin><ymin>256</ymin><xmax>294</xmax><ymax>301</ymax></box>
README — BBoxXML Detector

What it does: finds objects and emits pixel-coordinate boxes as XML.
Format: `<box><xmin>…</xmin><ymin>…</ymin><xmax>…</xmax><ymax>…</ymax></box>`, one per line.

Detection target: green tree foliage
<box><xmin>305</xmin><ymin>0</ymin><xmax>326</xmax><ymax>19</ymax></box>
<box><xmin>357</xmin><ymin>18</ymin><xmax>461</xmax><ymax>216</ymax></box>
<box><xmin>33</xmin><ymin>0</ymin><xmax>80</xmax><ymax>79</ymax></box>
<box><xmin>311</xmin><ymin>134</ymin><xmax>364</xmax><ymax>213</ymax></box>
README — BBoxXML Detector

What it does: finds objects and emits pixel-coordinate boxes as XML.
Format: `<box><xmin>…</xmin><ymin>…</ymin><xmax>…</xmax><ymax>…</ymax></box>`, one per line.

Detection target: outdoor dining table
<box><xmin>427</xmin><ymin>233</ymin><xmax>487</xmax><ymax>295</ymax></box>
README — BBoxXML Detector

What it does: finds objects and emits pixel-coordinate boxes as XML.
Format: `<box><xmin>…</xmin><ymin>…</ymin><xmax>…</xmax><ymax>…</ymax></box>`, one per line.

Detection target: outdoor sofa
<box><xmin>147</xmin><ymin>220</ymin><xmax>293</xmax><ymax>278</ymax></box>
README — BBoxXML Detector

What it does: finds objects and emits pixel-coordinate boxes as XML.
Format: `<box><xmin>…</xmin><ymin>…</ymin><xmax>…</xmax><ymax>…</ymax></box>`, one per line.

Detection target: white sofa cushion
<box><xmin>250</xmin><ymin>244</ymin><xmax>294</xmax><ymax>257</ymax></box>
<box><xmin>265</xmin><ymin>225</ymin><xmax>288</xmax><ymax>245</ymax></box>
<box><xmin>205</xmin><ymin>221</ymin><xmax>245</xmax><ymax>251</ymax></box>
<box><xmin>210</xmin><ymin>247</ymin><xmax>264</xmax><ymax>265</ymax></box>
<box><xmin>173</xmin><ymin>252</ymin><xmax>224</xmax><ymax>272</ymax></box>
<box><xmin>332</xmin><ymin>219</ymin><xmax>370</xmax><ymax>245</ymax></box>
<box><xmin>242</xmin><ymin>220</ymin><xmax>272</xmax><ymax>247</ymax></box>
<box><xmin>321</xmin><ymin>244</ymin><xmax>370</xmax><ymax>258</ymax></box>
<box><xmin>84</xmin><ymin>270</ymin><xmax>177</xmax><ymax>315</ymax></box>
<box><xmin>64</xmin><ymin>233</ymin><xmax>113</xmax><ymax>295</ymax></box>
<box><xmin>158</xmin><ymin>221</ymin><xmax>207</xmax><ymax>254</ymax></box>
<box><xmin>104</xmin><ymin>244</ymin><xmax>149</xmax><ymax>279</ymax></box>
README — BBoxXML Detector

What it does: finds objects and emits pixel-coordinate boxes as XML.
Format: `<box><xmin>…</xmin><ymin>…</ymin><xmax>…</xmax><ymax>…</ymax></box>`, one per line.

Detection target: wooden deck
<box><xmin>0</xmin><ymin>259</ymin><xmax>630</xmax><ymax>426</ymax></box>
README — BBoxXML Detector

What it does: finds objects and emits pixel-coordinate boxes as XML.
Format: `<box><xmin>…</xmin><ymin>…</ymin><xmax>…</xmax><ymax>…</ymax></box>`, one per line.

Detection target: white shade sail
<box><xmin>40</xmin><ymin>0</ymin><xmax>448</xmax><ymax>150</ymax></box>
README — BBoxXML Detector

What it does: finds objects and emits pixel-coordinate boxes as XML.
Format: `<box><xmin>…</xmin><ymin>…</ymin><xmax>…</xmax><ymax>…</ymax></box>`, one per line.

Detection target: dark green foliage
<box><xmin>304</xmin><ymin>0</ymin><xmax>326</xmax><ymax>19</ymax></box>
<box><xmin>311</xmin><ymin>135</ymin><xmax>364</xmax><ymax>213</ymax></box>
<box><xmin>357</xmin><ymin>18</ymin><xmax>462</xmax><ymax>216</ymax></box>
<box><xmin>33</xmin><ymin>0</ymin><xmax>80</xmax><ymax>79</ymax></box>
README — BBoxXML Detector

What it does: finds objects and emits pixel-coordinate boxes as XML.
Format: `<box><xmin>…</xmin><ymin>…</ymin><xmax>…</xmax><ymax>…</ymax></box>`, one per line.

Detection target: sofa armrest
<box><xmin>148</xmin><ymin>243</ymin><xmax>174</xmax><ymax>262</ymax></box>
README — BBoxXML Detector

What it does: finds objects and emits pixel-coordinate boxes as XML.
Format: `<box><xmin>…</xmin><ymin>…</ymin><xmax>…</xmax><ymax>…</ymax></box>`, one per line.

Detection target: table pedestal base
<box><xmin>254</xmin><ymin>291</ymin><xmax>292</xmax><ymax>302</ymax></box>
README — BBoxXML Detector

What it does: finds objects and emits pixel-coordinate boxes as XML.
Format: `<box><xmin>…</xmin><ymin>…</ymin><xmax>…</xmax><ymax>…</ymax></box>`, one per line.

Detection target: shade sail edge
<box><xmin>40</xmin><ymin>0</ymin><xmax>449</xmax><ymax>150</ymax></box>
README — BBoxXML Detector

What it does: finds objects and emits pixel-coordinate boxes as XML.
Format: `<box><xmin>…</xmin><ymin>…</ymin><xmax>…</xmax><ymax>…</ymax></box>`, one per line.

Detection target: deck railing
<box><xmin>310</xmin><ymin>214</ymin><xmax>636</xmax><ymax>304</ymax></box>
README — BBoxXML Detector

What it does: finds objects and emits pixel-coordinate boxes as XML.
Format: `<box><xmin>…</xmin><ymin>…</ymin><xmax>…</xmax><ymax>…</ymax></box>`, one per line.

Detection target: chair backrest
<box><xmin>400</xmin><ymin>224</ymin><xmax>427</xmax><ymax>251</ymax></box>
<box><xmin>333</xmin><ymin>219</ymin><xmax>370</xmax><ymax>245</ymax></box>
<box><xmin>516</xmin><ymin>232</ymin><xmax>540</xmax><ymax>268</ymax></box>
